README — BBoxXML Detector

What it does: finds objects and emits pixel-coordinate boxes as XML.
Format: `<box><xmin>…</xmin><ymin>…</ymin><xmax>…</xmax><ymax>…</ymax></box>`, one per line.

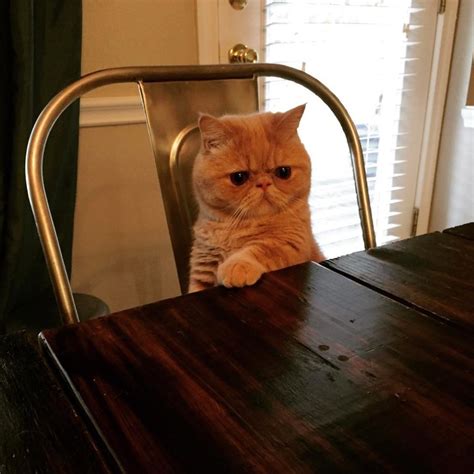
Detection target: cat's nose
<box><xmin>256</xmin><ymin>178</ymin><xmax>272</xmax><ymax>191</ymax></box>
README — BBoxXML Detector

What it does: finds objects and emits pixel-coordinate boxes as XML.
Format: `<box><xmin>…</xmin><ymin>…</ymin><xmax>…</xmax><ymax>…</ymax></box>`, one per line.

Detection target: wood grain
<box><xmin>41</xmin><ymin>263</ymin><xmax>474</xmax><ymax>473</ymax></box>
<box><xmin>323</xmin><ymin>231</ymin><xmax>474</xmax><ymax>331</ymax></box>
<box><xmin>443</xmin><ymin>222</ymin><xmax>474</xmax><ymax>241</ymax></box>
<box><xmin>0</xmin><ymin>331</ymin><xmax>111</xmax><ymax>473</ymax></box>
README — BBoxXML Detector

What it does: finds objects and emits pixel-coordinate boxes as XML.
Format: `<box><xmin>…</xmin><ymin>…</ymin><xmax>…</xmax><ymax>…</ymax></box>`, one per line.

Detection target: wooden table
<box><xmin>0</xmin><ymin>332</ymin><xmax>111</xmax><ymax>473</ymax></box>
<box><xmin>2</xmin><ymin>225</ymin><xmax>473</xmax><ymax>472</ymax></box>
<box><xmin>322</xmin><ymin>224</ymin><xmax>474</xmax><ymax>332</ymax></box>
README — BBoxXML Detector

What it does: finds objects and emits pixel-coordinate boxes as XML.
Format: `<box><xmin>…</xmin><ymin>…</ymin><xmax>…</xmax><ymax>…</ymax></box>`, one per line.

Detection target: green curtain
<box><xmin>0</xmin><ymin>1</ymin><xmax>82</xmax><ymax>332</ymax></box>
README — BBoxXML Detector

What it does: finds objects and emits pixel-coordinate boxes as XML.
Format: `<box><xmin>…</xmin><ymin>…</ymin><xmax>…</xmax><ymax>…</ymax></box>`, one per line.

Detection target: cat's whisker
<box><xmin>274</xmin><ymin>195</ymin><xmax>306</xmax><ymax>219</ymax></box>
<box><xmin>226</xmin><ymin>204</ymin><xmax>249</xmax><ymax>232</ymax></box>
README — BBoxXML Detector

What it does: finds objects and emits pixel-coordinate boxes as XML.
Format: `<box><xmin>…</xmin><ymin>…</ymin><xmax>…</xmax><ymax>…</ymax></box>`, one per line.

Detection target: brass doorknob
<box><xmin>228</xmin><ymin>43</ymin><xmax>259</xmax><ymax>63</ymax></box>
<box><xmin>229</xmin><ymin>0</ymin><xmax>248</xmax><ymax>10</ymax></box>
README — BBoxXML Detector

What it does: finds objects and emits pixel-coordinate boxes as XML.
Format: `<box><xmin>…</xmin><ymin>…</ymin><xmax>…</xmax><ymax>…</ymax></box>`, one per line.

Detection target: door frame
<box><xmin>196</xmin><ymin>0</ymin><xmax>220</xmax><ymax>64</ymax></box>
<box><xmin>413</xmin><ymin>0</ymin><xmax>459</xmax><ymax>234</ymax></box>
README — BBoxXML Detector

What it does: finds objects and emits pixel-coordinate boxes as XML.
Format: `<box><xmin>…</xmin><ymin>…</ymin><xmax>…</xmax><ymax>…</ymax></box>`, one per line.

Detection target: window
<box><xmin>263</xmin><ymin>0</ymin><xmax>439</xmax><ymax>257</ymax></box>
<box><xmin>198</xmin><ymin>0</ymin><xmax>456</xmax><ymax>256</ymax></box>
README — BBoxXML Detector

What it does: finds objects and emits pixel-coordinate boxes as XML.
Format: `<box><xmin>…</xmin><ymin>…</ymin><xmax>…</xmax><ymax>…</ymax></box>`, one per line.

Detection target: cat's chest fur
<box><xmin>192</xmin><ymin>210</ymin><xmax>312</xmax><ymax>261</ymax></box>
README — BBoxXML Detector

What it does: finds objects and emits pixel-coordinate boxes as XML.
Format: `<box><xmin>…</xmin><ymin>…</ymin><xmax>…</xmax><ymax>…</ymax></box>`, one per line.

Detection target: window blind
<box><xmin>263</xmin><ymin>0</ymin><xmax>438</xmax><ymax>257</ymax></box>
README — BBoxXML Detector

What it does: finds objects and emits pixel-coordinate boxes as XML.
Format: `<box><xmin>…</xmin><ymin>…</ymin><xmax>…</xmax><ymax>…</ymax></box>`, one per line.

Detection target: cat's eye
<box><xmin>230</xmin><ymin>171</ymin><xmax>249</xmax><ymax>186</ymax></box>
<box><xmin>275</xmin><ymin>166</ymin><xmax>292</xmax><ymax>180</ymax></box>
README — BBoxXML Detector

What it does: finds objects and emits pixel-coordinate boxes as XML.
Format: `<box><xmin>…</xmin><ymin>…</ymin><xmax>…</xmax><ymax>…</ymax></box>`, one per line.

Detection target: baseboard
<box><xmin>79</xmin><ymin>96</ymin><xmax>146</xmax><ymax>127</ymax></box>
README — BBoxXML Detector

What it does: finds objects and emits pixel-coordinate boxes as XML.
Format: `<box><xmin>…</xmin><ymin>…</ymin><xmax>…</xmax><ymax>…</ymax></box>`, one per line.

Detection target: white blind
<box><xmin>263</xmin><ymin>0</ymin><xmax>438</xmax><ymax>257</ymax></box>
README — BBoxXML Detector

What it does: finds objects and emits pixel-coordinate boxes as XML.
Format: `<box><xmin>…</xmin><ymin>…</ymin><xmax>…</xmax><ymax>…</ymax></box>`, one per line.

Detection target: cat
<box><xmin>188</xmin><ymin>104</ymin><xmax>324</xmax><ymax>293</ymax></box>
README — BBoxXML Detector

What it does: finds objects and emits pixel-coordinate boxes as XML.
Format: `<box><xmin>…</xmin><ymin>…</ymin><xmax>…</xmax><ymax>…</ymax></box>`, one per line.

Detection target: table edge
<box><xmin>38</xmin><ymin>332</ymin><xmax>125</xmax><ymax>473</ymax></box>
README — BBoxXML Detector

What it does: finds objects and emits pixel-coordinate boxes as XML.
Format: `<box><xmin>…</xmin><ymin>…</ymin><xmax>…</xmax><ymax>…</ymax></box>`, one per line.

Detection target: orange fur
<box><xmin>188</xmin><ymin>104</ymin><xmax>324</xmax><ymax>292</ymax></box>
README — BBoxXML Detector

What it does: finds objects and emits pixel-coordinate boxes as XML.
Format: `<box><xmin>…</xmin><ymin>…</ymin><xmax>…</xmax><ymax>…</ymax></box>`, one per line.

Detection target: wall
<box><xmin>429</xmin><ymin>0</ymin><xmax>474</xmax><ymax>231</ymax></box>
<box><xmin>72</xmin><ymin>0</ymin><xmax>198</xmax><ymax>312</ymax></box>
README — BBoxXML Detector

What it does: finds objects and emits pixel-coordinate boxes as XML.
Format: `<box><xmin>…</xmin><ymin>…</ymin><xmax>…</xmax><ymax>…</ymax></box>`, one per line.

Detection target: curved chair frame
<box><xmin>26</xmin><ymin>64</ymin><xmax>376</xmax><ymax>325</ymax></box>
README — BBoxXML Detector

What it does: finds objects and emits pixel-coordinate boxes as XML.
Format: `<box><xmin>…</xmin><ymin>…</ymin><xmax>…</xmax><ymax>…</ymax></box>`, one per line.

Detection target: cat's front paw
<box><xmin>217</xmin><ymin>258</ymin><xmax>264</xmax><ymax>288</ymax></box>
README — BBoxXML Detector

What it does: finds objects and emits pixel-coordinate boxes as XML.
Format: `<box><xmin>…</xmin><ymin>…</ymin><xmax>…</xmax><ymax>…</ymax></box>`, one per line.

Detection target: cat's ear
<box><xmin>198</xmin><ymin>114</ymin><xmax>230</xmax><ymax>152</ymax></box>
<box><xmin>274</xmin><ymin>104</ymin><xmax>306</xmax><ymax>139</ymax></box>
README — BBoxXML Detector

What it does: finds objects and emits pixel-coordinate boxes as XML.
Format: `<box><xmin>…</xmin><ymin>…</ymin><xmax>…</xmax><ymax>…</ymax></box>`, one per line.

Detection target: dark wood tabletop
<box><xmin>443</xmin><ymin>222</ymin><xmax>474</xmax><ymax>240</ymax></box>
<box><xmin>0</xmin><ymin>332</ymin><xmax>111</xmax><ymax>473</ymax></box>
<box><xmin>38</xmin><ymin>226</ymin><xmax>474</xmax><ymax>473</ymax></box>
<box><xmin>323</xmin><ymin>223</ymin><xmax>474</xmax><ymax>331</ymax></box>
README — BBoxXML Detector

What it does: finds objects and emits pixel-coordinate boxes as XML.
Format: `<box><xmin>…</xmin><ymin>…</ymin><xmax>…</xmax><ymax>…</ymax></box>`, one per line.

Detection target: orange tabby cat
<box><xmin>188</xmin><ymin>104</ymin><xmax>324</xmax><ymax>292</ymax></box>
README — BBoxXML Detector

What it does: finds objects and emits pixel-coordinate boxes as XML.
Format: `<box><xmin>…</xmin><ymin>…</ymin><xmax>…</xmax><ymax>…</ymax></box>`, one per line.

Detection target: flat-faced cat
<box><xmin>188</xmin><ymin>104</ymin><xmax>324</xmax><ymax>292</ymax></box>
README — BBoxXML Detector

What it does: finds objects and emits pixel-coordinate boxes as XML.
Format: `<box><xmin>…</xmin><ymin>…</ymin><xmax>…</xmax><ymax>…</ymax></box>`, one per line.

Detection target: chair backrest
<box><xmin>26</xmin><ymin>64</ymin><xmax>376</xmax><ymax>326</ymax></box>
<box><xmin>139</xmin><ymin>79</ymin><xmax>259</xmax><ymax>292</ymax></box>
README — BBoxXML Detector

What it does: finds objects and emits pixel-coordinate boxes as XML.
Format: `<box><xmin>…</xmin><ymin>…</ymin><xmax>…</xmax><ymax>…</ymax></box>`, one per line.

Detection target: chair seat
<box><xmin>73</xmin><ymin>293</ymin><xmax>109</xmax><ymax>320</ymax></box>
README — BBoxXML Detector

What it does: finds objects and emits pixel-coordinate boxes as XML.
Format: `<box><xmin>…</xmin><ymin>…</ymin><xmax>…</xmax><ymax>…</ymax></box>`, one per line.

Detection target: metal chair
<box><xmin>26</xmin><ymin>64</ymin><xmax>376</xmax><ymax>326</ymax></box>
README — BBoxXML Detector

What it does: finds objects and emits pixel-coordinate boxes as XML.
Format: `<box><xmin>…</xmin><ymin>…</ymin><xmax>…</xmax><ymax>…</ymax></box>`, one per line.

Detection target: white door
<box><xmin>197</xmin><ymin>0</ymin><xmax>458</xmax><ymax>257</ymax></box>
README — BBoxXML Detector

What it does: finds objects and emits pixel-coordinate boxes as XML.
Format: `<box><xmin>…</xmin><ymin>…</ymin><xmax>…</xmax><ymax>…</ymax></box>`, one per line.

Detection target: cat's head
<box><xmin>193</xmin><ymin>104</ymin><xmax>311</xmax><ymax>220</ymax></box>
